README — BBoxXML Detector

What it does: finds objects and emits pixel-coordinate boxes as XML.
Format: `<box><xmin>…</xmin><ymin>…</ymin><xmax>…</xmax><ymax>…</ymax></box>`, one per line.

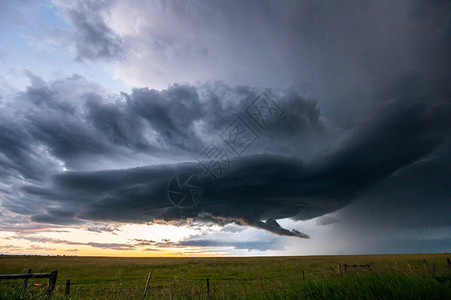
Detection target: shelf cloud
<box><xmin>1</xmin><ymin>75</ymin><xmax>447</xmax><ymax>238</ymax></box>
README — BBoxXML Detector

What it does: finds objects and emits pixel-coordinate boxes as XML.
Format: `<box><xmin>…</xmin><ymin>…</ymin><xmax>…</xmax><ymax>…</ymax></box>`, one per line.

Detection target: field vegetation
<box><xmin>0</xmin><ymin>253</ymin><xmax>450</xmax><ymax>299</ymax></box>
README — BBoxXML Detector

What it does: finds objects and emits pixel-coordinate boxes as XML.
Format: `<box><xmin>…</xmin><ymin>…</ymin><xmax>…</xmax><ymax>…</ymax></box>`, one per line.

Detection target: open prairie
<box><xmin>0</xmin><ymin>253</ymin><xmax>450</xmax><ymax>299</ymax></box>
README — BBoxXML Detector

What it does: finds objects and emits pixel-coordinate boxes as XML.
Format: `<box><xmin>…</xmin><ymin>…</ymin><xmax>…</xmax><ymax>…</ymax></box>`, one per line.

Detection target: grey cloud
<box><xmin>0</xmin><ymin>245</ymin><xmax>24</xmax><ymax>252</ymax></box>
<box><xmin>31</xmin><ymin>208</ymin><xmax>84</xmax><ymax>225</ymax></box>
<box><xmin>26</xmin><ymin>113</ymin><xmax>112</xmax><ymax>163</ymax></box>
<box><xmin>0</xmin><ymin>75</ymin><xmax>323</xmax><ymax>181</ymax></box>
<box><xmin>316</xmin><ymin>215</ymin><xmax>339</xmax><ymax>226</ymax></box>
<box><xmin>133</xmin><ymin>237</ymin><xmax>282</xmax><ymax>252</ymax></box>
<box><xmin>62</xmin><ymin>0</ymin><xmax>124</xmax><ymax>61</ymax></box>
<box><xmin>59</xmin><ymin>0</ymin><xmax>450</xmax><ymax>103</ymax></box>
<box><xmin>7</xmin><ymin>233</ymin><xmax>280</xmax><ymax>252</ymax></box>
<box><xmin>0</xmin><ymin>213</ymin><xmax>69</xmax><ymax>233</ymax></box>
<box><xmin>306</xmin><ymin>137</ymin><xmax>451</xmax><ymax>254</ymax></box>
<box><xmin>222</xmin><ymin>225</ymin><xmax>247</xmax><ymax>233</ymax></box>
<box><xmin>0</xmin><ymin>120</ymin><xmax>44</xmax><ymax>180</ymax></box>
<box><xmin>85</xmin><ymin>242</ymin><xmax>135</xmax><ymax>250</ymax></box>
<box><xmin>17</xmin><ymin>87</ymin><xmax>449</xmax><ymax>237</ymax></box>
<box><xmin>125</xmin><ymin>85</ymin><xmax>206</xmax><ymax>153</ymax></box>
<box><xmin>7</xmin><ymin>235</ymin><xmax>83</xmax><ymax>246</ymax></box>
<box><xmin>338</xmin><ymin>139</ymin><xmax>451</xmax><ymax>231</ymax></box>
<box><xmin>179</xmin><ymin>239</ymin><xmax>284</xmax><ymax>252</ymax></box>
<box><xmin>25</xmin><ymin>246</ymin><xmax>57</xmax><ymax>252</ymax></box>
<box><xmin>0</xmin><ymin>70</ymin><xmax>449</xmax><ymax>240</ymax></box>
<box><xmin>10</xmin><ymin>235</ymin><xmax>136</xmax><ymax>251</ymax></box>
<box><xmin>85</xmin><ymin>224</ymin><xmax>121</xmax><ymax>234</ymax></box>
<box><xmin>313</xmin><ymin>97</ymin><xmax>450</xmax><ymax>193</ymax></box>
<box><xmin>133</xmin><ymin>239</ymin><xmax>178</xmax><ymax>248</ymax></box>
<box><xmin>133</xmin><ymin>239</ymin><xmax>156</xmax><ymax>246</ymax></box>
<box><xmin>85</xmin><ymin>95</ymin><xmax>151</xmax><ymax>151</ymax></box>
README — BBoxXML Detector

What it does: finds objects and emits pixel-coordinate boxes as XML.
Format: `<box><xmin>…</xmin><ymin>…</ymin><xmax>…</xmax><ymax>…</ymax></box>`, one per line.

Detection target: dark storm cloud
<box><xmin>336</xmin><ymin>137</ymin><xmax>451</xmax><ymax>231</ymax></box>
<box><xmin>84</xmin><ymin>95</ymin><xmax>150</xmax><ymax>151</ymax></box>
<box><xmin>26</xmin><ymin>112</ymin><xmax>112</xmax><ymax>160</ymax></box>
<box><xmin>0</xmin><ymin>75</ymin><xmax>123</xmax><ymax>173</ymax></box>
<box><xmin>1</xmin><ymin>0</ymin><xmax>450</xmax><ymax>245</ymax></box>
<box><xmin>0</xmin><ymin>74</ymin><xmax>323</xmax><ymax>180</ymax></box>
<box><xmin>31</xmin><ymin>208</ymin><xmax>83</xmax><ymax>225</ymax></box>
<box><xmin>124</xmin><ymin>85</ymin><xmax>206</xmax><ymax>153</ymax></box>
<box><xmin>1</xmin><ymin>76</ymin><xmax>450</xmax><ymax>239</ymax></box>
<box><xmin>0</xmin><ymin>120</ymin><xmax>45</xmax><ymax>180</ymax></box>
<box><xmin>312</xmin><ymin>97</ymin><xmax>450</xmax><ymax>193</ymax></box>
<box><xmin>14</xmin><ymin>84</ymin><xmax>449</xmax><ymax>238</ymax></box>
<box><xmin>0</xmin><ymin>76</ymin><xmax>322</xmax><ymax>236</ymax></box>
<box><xmin>62</xmin><ymin>0</ymin><xmax>124</xmax><ymax>61</ymax></box>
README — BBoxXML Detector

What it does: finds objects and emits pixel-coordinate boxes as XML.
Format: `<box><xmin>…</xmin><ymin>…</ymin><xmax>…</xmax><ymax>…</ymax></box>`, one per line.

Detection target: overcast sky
<box><xmin>0</xmin><ymin>0</ymin><xmax>450</xmax><ymax>256</ymax></box>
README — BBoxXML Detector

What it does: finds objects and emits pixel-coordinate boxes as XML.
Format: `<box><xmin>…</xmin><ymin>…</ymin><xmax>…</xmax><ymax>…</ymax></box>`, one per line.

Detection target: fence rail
<box><xmin>0</xmin><ymin>270</ymin><xmax>58</xmax><ymax>294</ymax></box>
<box><xmin>343</xmin><ymin>263</ymin><xmax>372</xmax><ymax>271</ymax></box>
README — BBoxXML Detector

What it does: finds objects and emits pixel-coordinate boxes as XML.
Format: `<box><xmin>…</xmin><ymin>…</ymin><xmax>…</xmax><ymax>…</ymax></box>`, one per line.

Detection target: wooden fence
<box><xmin>0</xmin><ymin>269</ymin><xmax>69</xmax><ymax>296</ymax></box>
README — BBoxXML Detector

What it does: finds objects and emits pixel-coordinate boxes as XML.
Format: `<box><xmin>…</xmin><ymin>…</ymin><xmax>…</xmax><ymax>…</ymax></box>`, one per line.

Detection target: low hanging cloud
<box><xmin>5</xmin><ymin>232</ymin><xmax>281</xmax><ymax>252</ymax></box>
<box><xmin>0</xmin><ymin>73</ymin><xmax>447</xmax><ymax>238</ymax></box>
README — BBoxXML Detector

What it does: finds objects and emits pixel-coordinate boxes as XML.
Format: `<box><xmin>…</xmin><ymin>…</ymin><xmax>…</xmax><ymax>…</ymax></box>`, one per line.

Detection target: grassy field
<box><xmin>0</xmin><ymin>253</ymin><xmax>450</xmax><ymax>299</ymax></box>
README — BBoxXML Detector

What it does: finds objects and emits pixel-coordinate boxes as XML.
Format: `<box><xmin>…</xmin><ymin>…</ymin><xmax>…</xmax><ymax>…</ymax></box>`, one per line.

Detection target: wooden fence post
<box><xmin>142</xmin><ymin>271</ymin><xmax>152</xmax><ymax>299</ymax></box>
<box><xmin>260</xmin><ymin>273</ymin><xmax>263</xmax><ymax>292</ymax></box>
<box><xmin>65</xmin><ymin>279</ymin><xmax>70</xmax><ymax>298</ymax></box>
<box><xmin>432</xmin><ymin>264</ymin><xmax>436</xmax><ymax>272</ymax></box>
<box><xmin>447</xmin><ymin>257</ymin><xmax>451</xmax><ymax>270</ymax></box>
<box><xmin>22</xmin><ymin>269</ymin><xmax>31</xmax><ymax>290</ymax></box>
<box><xmin>301</xmin><ymin>269</ymin><xmax>305</xmax><ymax>281</ymax></box>
<box><xmin>47</xmin><ymin>270</ymin><xmax>58</xmax><ymax>294</ymax></box>
<box><xmin>338</xmin><ymin>263</ymin><xmax>342</xmax><ymax>276</ymax></box>
<box><xmin>408</xmin><ymin>264</ymin><xmax>413</xmax><ymax>273</ymax></box>
<box><xmin>0</xmin><ymin>270</ymin><xmax>60</xmax><ymax>292</ymax></box>
<box><xmin>207</xmin><ymin>277</ymin><xmax>210</xmax><ymax>297</ymax></box>
<box><xmin>423</xmin><ymin>258</ymin><xmax>428</xmax><ymax>270</ymax></box>
<box><xmin>394</xmin><ymin>260</ymin><xmax>399</xmax><ymax>271</ymax></box>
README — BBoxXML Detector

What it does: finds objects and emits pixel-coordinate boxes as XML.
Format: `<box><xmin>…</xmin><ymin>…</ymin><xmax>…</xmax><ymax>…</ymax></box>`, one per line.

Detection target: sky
<box><xmin>0</xmin><ymin>0</ymin><xmax>450</xmax><ymax>257</ymax></box>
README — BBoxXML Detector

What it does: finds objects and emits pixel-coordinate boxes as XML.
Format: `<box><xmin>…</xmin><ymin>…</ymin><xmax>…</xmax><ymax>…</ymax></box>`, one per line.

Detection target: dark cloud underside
<box><xmin>5</xmin><ymin>77</ymin><xmax>447</xmax><ymax>237</ymax></box>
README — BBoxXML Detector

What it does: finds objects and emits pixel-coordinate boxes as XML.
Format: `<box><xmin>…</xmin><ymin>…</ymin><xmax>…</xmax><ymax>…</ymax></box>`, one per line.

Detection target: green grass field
<box><xmin>0</xmin><ymin>253</ymin><xmax>450</xmax><ymax>299</ymax></box>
